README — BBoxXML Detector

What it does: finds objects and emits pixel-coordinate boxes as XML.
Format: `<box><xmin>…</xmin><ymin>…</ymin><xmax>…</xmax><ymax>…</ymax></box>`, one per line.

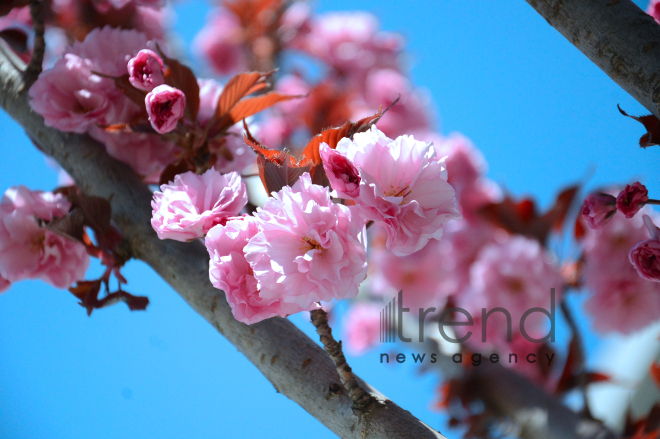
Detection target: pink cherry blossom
<box><xmin>300</xmin><ymin>12</ymin><xmax>402</xmax><ymax>84</ymax></box>
<box><xmin>128</xmin><ymin>49</ymin><xmax>164</xmax><ymax>91</ymax></box>
<box><xmin>146</xmin><ymin>85</ymin><xmax>186</xmax><ymax>134</ymax></box>
<box><xmin>205</xmin><ymin>217</ymin><xmax>306</xmax><ymax>325</ymax></box>
<box><xmin>320</xmin><ymin>143</ymin><xmax>361</xmax><ymax>198</ymax></box>
<box><xmin>0</xmin><ymin>186</ymin><xmax>89</xmax><ymax>289</ymax></box>
<box><xmin>370</xmin><ymin>227</ymin><xmax>450</xmax><ymax>311</ymax></box>
<box><xmin>343</xmin><ymin>303</ymin><xmax>382</xmax><ymax>355</ymax></box>
<box><xmin>151</xmin><ymin>169</ymin><xmax>247</xmax><ymax>241</ymax></box>
<box><xmin>434</xmin><ymin>133</ymin><xmax>486</xmax><ymax>199</ymax></box>
<box><xmin>616</xmin><ymin>182</ymin><xmax>648</xmax><ymax>218</ymax></box>
<box><xmin>197</xmin><ymin>78</ymin><xmax>224</xmax><ymax>125</ymax></box>
<box><xmin>208</xmin><ymin>129</ymin><xmax>257</xmax><ymax>175</ymax></box>
<box><xmin>458</xmin><ymin>234</ymin><xmax>562</xmax><ymax>344</ymax></box>
<box><xmin>335</xmin><ymin>126</ymin><xmax>461</xmax><ymax>256</ymax></box>
<box><xmin>581</xmin><ymin>192</ymin><xmax>617</xmax><ymax>229</ymax></box>
<box><xmin>629</xmin><ymin>214</ymin><xmax>660</xmax><ymax>282</ymax></box>
<box><xmin>29</xmin><ymin>55</ymin><xmax>117</xmax><ymax>133</ymax></box>
<box><xmin>244</xmin><ymin>173</ymin><xmax>367</xmax><ymax>309</ymax></box>
<box><xmin>67</xmin><ymin>26</ymin><xmax>150</xmax><ymax>77</ymax></box>
<box><xmin>360</xmin><ymin>68</ymin><xmax>430</xmax><ymax>138</ymax></box>
<box><xmin>29</xmin><ymin>27</ymin><xmax>152</xmax><ymax>133</ymax></box>
<box><xmin>583</xmin><ymin>208</ymin><xmax>660</xmax><ymax>333</ymax></box>
<box><xmin>87</xmin><ymin>125</ymin><xmax>179</xmax><ymax>182</ymax></box>
<box><xmin>194</xmin><ymin>10</ymin><xmax>247</xmax><ymax>76</ymax></box>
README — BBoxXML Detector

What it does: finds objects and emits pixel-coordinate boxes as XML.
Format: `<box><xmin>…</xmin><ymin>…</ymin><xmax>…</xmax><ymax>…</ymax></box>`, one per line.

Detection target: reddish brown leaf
<box><xmin>0</xmin><ymin>29</ymin><xmax>28</xmax><ymax>60</ymax></box>
<box><xmin>244</xmin><ymin>122</ymin><xmax>313</xmax><ymax>194</ymax></box>
<box><xmin>301</xmin><ymin>101</ymin><xmax>396</xmax><ymax>165</ymax></box>
<box><xmin>218</xmin><ymin>91</ymin><xmax>304</xmax><ymax>133</ymax></box>
<box><xmin>619</xmin><ymin>104</ymin><xmax>660</xmax><ymax>148</ymax></box>
<box><xmin>213</xmin><ymin>71</ymin><xmax>272</xmax><ymax>121</ymax></box>
<box><xmin>112</xmin><ymin>74</ymin><xmax>147</xmax><ymax>108</ymax></box>
<box><xmin>651</xmin><ymin>362</ymin><xmax>660</xmax><ymax>390</ymax></box>
<box><xmin>44</xmin><ymin>207</ymin><xmax>85</xmax><ymax>242</ymax></box>
<box><xmin>73</xmin><ymin>194</ymin><xmax>112</xmax><ymax>236</ymax></box>
<box><xmin>96</xmin><ymin>290</ymin><xmax>149</xmax><ymax>312</ymax></box>
<box><xmin>69</xmin><ymin>279</ymin><xmax>102</xmax><ymax>316</ymax></box>
<box><xmin>103</xmin><ymin>123</ymin><xmax>131</xmax><ymax>133</ymax></box>
<box><xmin>574</xmin><ymin>214</ymin><xmax>586</xmax><ymax>241</ymax></box>
<box><xmin>157</xmin><ymin>45</ymin><xmax>200</xmax><ymax>121</ymax></box>
<box><xmin>478</xmin><ymin>185</ymin><xmax>579</xmax><ymax>246</ymax></box>
<box><xmin>0</xmin><ymin>0</ymin><xmax>29</xmax><ymax>18</ymax></box>
<box><xmin>158</xmin><ymin>159</ymin><xmax>194</xmax><ymax>186</ymax></box>
<box><xmin>300</xmin><ymin>81</ymin><xmax>352</xmax><ymax>136</ymax></box>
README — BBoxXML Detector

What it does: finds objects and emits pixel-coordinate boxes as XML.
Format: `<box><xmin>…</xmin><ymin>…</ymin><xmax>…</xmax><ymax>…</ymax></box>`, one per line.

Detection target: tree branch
<box><xmin>0</xmin><ymin>42</ymin><xmax>446</xmax><ymax>439</ymax></box>
<box><xmin>524</xmin><ymin>0</ymin><xmax>660</xmax><ymax>118</ymax></box>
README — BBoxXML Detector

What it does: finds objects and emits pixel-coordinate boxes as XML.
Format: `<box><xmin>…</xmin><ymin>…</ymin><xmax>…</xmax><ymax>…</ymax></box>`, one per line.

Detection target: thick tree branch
<box><xmin>524</xmin><ymin>0</ymin><xmax>660</xmax><ymax>118</ymax></box>
<box><xmin>0</xmin><ymin>43</ymin><xmax>446</xmax><ymax>439</ymax></box>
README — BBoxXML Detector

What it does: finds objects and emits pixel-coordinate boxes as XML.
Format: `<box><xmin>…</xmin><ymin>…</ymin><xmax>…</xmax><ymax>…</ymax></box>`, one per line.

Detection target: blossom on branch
<box><xmin>151</xmin><ymin>169</ymin><xmax>247</xmax><ymax>242</ymax></box>
<box><xmin>206</xmin><ymin>217</ymin><xmax>306</xmax><ymax>324</ymax></box>
<box><xmin>0</xmin><ymin>186</ymin><xmax>89</xmax><ymax>289</ymax></box>
<box><xmin>244</xmin><ymin>173</ymin><xmax>368</xmax><ymax>309</ymax></box>
<box><xmin>616</xmin><ymin>181</ymin><xmax>648</xmax><ymax>218</ymax></box>
<box><xmin>145</xmin><ymin>84</ymin><xmax>186</xmax><ymax>134</ymax></box>
<box><xmin>629</xmin><ymin>214</ymin><xmax>660</xmax><ymax>282</ymax></box>
<box><xmin>128</xmin><ymin>49</ymin><xmax>165</xmax><ymax>91</ymax></box>
<box><xmin>328</xmin><ymin>126</ymin><xmax>461</xmax><ymax>256</ymax></box>
<box><xmin>581</xmin><ymin>192</ymin><xmax>617</xmax><ymax>229</ymax></box>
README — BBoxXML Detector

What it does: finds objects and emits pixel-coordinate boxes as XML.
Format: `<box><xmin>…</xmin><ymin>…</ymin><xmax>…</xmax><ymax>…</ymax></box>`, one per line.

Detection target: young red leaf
<box><xmin>618</xmin><ymin>104</ymin><xmax>660</xmax><ymax>148</ymax></box>
<box><xmin>44</xmin><ymin>207</ymin><xmax>86</xmax><ymax>242</ymax></box>
<box><xmin>158</xmin><ymin>159</ymin><xmax>194</xmax><ymax>186</ymax></box>
<box><xmin>478</xmin><ymin>185</ymin><xmax>579</xmax><ymax>246</ymax></box>
<box><xmin>213</xmin><ymin>71</ymin><xmax>273</xmax><ymax>121</ymax></box>
<box><xmin>156</xmin><ymin>45</ymin><xmax>200</xmax><ymax>121</ymax></box>
<box><xmin>69</xmin><ymin>279</ymin><xmax>102</xmax><ymax>316</ymax></box>
<box><xmin>96</xmin><ymin>290</ymin><xmax>149</xmax><ymax>312</ymax></box>
<box><xmin>244</xmin><ymin>122</ymin><xmax>313</xmax><ymax>194</ymax></box>
<box><xmin>72</xmin><ymin>194</ymin><xmax>113</xmax><ymax>236</ymax></box>
<box><xmin>216</xmin><ymin>91</ymin><xmax>304</xmax><ymax>133</ymax></box>
<box><xmin>112</xmin><ymin>73</ymin><xmax>148</xmax><ymax>108</ymax></box>
<box><xmin>651</xmin><ymin>362</ymin><xmax>660</xmax><ymax>390</ymax></box>
<box><xmin>301</xmin><ymin>98</ymin><xmax>399</xmax><ymax>165</ymax></box>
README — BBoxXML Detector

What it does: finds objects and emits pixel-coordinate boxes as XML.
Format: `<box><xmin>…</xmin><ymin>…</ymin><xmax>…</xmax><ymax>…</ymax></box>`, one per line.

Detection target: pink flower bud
<box><xmin>630</xmin><ymin>239</ymin><xmax>660</xmax><ymax>282</ymax></box>
<box><xmin>616</xmin><ymin>182</ymin><xmax>648</xmax><ymax>218</ymax></box>
<box><xmin>581</xmin><ymin>193</ymin><xmax>617</xmax><ymax>229</ymax></box>
<box><xmin>128</xmin><ymin>49</ymin><xmax>164</xmax><ymax>92</ymax></box>
<box><xmin>319</xmin><ymin>143</ymin><xmax>361</xmax><ymax>198</ymax></box>
<box><xmin>145</xmin><ymin>84</ymin><xmax>186</xmax><ymax>134</ymax></box>
<box><xmin>629</xmin><ymin>215</ymin><xmax>660</xmax><ymax>282</ymax></box>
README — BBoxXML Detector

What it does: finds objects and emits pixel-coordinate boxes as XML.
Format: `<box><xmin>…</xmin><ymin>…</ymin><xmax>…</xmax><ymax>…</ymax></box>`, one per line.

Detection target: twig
<box><xmin>560</xmin><ymin>299</ymin><xmax>592</xmax><ymax>418</ymax></box>
<box><xmin>310</xmin><ymin>308</ymin><xmax>379</xmax><ymax>413</ymax></box>
<box><xmin>25</xmin><ymin>0</ymin><xmax>45</xmax><ymax>81</ymax></box>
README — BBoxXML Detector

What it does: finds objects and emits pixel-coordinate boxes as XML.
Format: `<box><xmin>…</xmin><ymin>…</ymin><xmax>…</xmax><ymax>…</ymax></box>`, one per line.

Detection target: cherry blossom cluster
<box><xmin>150</xmin><ymin>126</ymin><xmax>459</xmax><ymax>325</ymax></box>
<box><xmin>581</xmin><ymin>183</ymin><xmax>660</xmax><ymax>286</ymax></box>
<box><xmin>0</xmin><ymin>186</ymin><xmax>88</xmax><ymax>292</ymax></box>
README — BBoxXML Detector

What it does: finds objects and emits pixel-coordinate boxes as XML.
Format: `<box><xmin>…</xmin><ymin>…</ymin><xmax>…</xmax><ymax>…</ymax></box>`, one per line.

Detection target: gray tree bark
<box><xmin>524</xmin><ymin>0</ymin><xmax>660</xmax><ymax>118</ymax></box>
<box><xmin>0</xmin><ymin>43</ymin><xmax>446</xmax><ymax>439</ymax></box>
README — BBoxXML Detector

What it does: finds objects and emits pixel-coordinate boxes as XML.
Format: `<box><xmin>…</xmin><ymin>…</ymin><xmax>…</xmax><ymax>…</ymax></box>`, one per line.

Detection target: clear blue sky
<box><xmin>0</xmin><ymin>1</ymin><xmax>655</xmax><ymax>438</ymax></box>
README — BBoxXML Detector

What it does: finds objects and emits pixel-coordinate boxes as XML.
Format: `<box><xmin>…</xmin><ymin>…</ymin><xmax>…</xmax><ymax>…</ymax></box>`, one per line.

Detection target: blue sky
<box><xmin>0</xmin><ymin>1</ymin><xmax>656</xmax><ymax>438</ymax></box>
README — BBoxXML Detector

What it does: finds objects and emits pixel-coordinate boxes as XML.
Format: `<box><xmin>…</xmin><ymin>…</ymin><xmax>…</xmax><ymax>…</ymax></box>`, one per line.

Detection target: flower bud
<box><xmin>581</xmin><ymin>193</ymin><xmax>617</xmax><ymax>229</ymax></box>
<box><xmin>145</xmin><ymin>84</ymin><xmax>186</xmax><ymax>134</ymax></box>
<box><xmin>128</xmin><ymin>49</ymin><xmax>165</xmax><ymax>92</ymax></box>
<box><xmin>616</xmin><ymin>182</ymin><xmax>648</xmax><ymax>218</ymax></box>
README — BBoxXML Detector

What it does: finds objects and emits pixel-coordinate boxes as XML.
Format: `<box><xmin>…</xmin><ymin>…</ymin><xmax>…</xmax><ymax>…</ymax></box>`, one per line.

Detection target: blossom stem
<box><xmin>26</xmin><ymin>0</ymin><xmax>45</xmax><ymax>81</ymax></box>
<box><xmin>644</xmin><ymin>199</ymin><xmax>660</xmax><ymax>205</ymax></box>
<box><xmin>560</xmin><ymin>298</ymin><xmax>592</xmax><ymax>418</ymax></box>
<box><xmin>310</xmin><ymin>308</ymin><xmax>378</xmax><ymax>413</ymax></box>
